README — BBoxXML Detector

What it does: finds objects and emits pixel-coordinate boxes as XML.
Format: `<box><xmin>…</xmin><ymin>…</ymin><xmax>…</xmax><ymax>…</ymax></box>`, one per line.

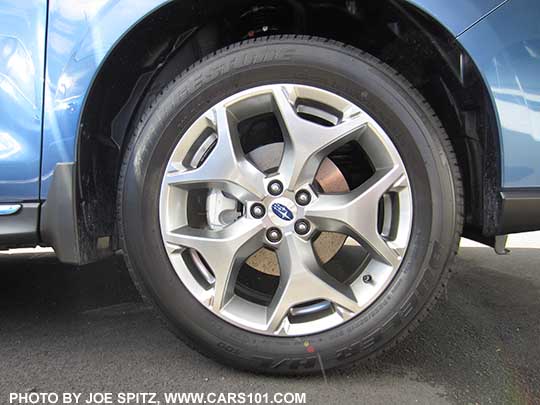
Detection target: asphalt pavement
<box><xmin>0</xmin><ymin>243</ymin><xmax>539</xmax><ymax>405</ymax></box>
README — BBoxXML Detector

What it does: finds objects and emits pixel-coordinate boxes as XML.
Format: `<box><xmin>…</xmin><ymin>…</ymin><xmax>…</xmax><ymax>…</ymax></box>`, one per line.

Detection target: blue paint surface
<box><xmin>458</xmin><ymin>0</ymin><xmax>540</xmax><ymax>187</ymax></box>
<box><xmin>407</xmin><ymin>0</ymin><xmax>505</xmax><ymax>35</ymax></box>
<box><xmin>0</xmin><ymin>1</ymin><xmax>47</xmax><ymax>202</ymax></box>
<box><xmin>40</xmin><ymin>0</ymin><xmax>168</xmax><ymax>198</ymax></box>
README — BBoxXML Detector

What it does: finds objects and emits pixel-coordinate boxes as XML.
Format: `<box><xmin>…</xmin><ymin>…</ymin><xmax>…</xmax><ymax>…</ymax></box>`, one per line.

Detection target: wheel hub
<box><xmin>206</xmin><ymin>142</ymin><xmax>349</xmax><ymax>276</ymax></box>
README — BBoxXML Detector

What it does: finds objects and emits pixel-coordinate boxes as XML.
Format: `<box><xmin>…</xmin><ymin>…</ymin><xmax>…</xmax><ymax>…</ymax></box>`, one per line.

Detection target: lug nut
<box><xmin>268</xmin><ymin>180</ymin><xmax>284</xmax><ymax>196</ymax></box>
<box><xmin>266</xmin><ymin>228</ymin><xmax>283</xmax><ymax>243</ymax></box>
<box><xmin>295</xmin><ymin>190</ymin><xmax>312</xmax><ymax>206</ymax></box>
<box><xmin>362</xmin><ymin>274</ymin><xmax>372</xmax><ymax>284</ymax></box>
<box><xmin>250</xmin><ymin>203</ymin><xmax>266</xmax><ymax>219</ymax></box>
<box><xmin>294</xmin><ymin>219</ymin><xmax>311</xmax><ymax>236</ymax></box>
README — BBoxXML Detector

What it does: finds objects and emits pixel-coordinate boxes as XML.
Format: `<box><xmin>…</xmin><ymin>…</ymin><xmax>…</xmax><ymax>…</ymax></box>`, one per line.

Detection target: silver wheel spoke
<box><xmin>165</xmin><ymin>105</ymin><xmax>266</xmax><ymax>201</ymax></box>
<box><xmin>266</xmin><ymin>236</ymin><xmax>360</xmax><ymax>333</ymax></box>
<box><xmin>306</xmin><ymin>166</ymin><xmax>406</xmax><ymax>268</ymax></box>
<box><xmin>166</xmin><ymin>218</ymin><xmax>264</xmax><ymax>311</ymax></box>
<box><xmin>272</xmin><ymin>86</ymin><xmax>369</xmax><ymax>190</ymax></box>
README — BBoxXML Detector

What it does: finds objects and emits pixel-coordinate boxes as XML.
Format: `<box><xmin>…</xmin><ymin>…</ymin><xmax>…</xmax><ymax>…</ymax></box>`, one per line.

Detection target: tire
<box><xmin>118</xmin><ymin>36</ymin><xmax>463</xmax><ymax>375</ymax></box>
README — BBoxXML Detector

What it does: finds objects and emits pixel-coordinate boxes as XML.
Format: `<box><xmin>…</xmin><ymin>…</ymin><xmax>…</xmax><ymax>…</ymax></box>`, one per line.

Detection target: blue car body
<box><xmin>0</xmin><ymin>0</ymin><xmax>539</xmax><ymax>261</ymax></box>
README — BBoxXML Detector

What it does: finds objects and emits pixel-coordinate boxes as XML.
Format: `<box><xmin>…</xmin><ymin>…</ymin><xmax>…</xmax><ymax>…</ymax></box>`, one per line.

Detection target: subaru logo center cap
<box><xmin>267</xmin><ymin>198</ymin><xmax>298</xmax><ymax>227</ymax></box>
<box><xmin>271</xmin><ymin>202</ymin><xmax>294</xmax><ymax>221</ymax></box>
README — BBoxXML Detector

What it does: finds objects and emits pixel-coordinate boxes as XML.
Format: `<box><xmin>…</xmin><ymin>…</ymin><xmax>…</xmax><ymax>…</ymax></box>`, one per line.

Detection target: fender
<box><xmin>458</xmin><ymin>0</ymin><xmax>540</xmax><ymax>189</ymax></box>
<box><xmin>41</xmin><ymin>0</ymin><xmax>171</xmax><ymax>198</ymax></box>
<box><xmin>40</xmin><ymin>0</ymin><xmax>506</xmax><ymax>199</ymax></box>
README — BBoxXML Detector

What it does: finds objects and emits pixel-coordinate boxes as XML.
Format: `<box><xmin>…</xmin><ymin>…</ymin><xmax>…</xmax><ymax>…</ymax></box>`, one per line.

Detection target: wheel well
<box><xmin>77</xmin><ymin>0</ymin><xmax>501</xmax><ymax>261</ymax></box>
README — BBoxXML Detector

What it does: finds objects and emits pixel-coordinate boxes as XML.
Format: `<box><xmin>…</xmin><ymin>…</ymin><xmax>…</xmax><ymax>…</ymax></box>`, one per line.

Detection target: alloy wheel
<box><xmin>159</xmin><ymin>84</ymin><xmax>413</xmax><ymax>336</ymax></box>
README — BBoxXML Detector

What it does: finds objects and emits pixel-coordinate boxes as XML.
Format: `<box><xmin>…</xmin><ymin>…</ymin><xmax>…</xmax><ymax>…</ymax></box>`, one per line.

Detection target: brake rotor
<box><xmin>245</xmin><ymin>143</ymin><xmax>349</xmax><ymax>276</ymax></box>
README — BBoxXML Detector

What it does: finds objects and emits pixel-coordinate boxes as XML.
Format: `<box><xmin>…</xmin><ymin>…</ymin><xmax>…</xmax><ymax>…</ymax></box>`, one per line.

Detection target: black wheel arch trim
<box><xmin>0</xmin><ymin>203</ymin><xmax>40</xmax><ymax>249</ymax></box>
<box><xmin>499</xmin><ymin>189</ymin><xmax>540</xmax><ymax>234</ymax></box>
